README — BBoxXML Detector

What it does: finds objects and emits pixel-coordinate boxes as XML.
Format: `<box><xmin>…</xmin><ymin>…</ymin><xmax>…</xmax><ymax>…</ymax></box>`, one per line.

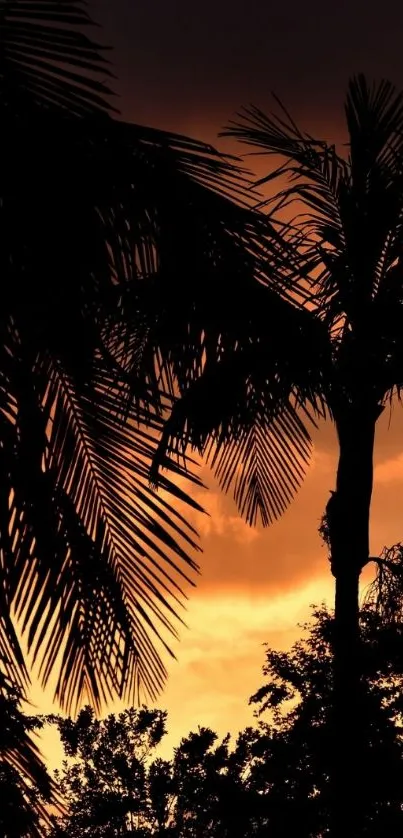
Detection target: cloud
<box><xmin>196</xmin><ymin>489</ymin><xmax>260</xmax><ymax>545</ymax></box>
<box><xmin>158</xmin><ymin>576</ymin><xmax>335</xmax><ymax>755</ymax></box>
<box><xmin>375</xmin><ymin>453</ymin><xmax>403</xmax><ymax>485</ymax></box>
<box><xmin>34</xmin><ymin>405</ymin><xmax>403</xmax><ymax>769</ymax></box>
<box><xmin>179</xmin><ymin>445</ymin><xmax>336</xmax><ymax>596</ymax></box>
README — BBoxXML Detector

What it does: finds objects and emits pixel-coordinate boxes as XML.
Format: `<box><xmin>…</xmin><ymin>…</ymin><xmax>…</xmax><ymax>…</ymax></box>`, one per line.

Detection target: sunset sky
<box><xmin>34</xmin><ymin>0</ymin><xmax>403</xmax><ymax>764</ymax></box>
<box><xmin>94</xmin><ymin>0</ymin><xmax>403</xmax><ymax>142</ymax></box>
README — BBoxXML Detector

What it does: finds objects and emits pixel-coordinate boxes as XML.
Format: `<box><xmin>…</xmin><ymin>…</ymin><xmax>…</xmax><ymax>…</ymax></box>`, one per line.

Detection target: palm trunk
<box><xmin>332</xmin><ymin>563</ymin><xmax>361</xmax><ymax>837</ymax></box>
<box><xmin>328</xmin><ymin>405</ymin><xmax>380</xmax><ymax>838</ymax></box>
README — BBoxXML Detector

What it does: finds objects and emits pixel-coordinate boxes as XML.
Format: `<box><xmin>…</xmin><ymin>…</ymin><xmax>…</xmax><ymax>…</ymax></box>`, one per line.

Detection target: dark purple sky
<box><xmin>91</xmin><ymin>0</ymin><xmax>403</xmax><ymax>144</ymax></box>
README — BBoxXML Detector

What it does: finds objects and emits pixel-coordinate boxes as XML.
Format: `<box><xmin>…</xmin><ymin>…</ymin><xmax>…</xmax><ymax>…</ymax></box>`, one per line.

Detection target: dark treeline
<box><xmin>3</xmin><ymin>579</ymin><xmax>403</xmax><ymax>837</ymax></box>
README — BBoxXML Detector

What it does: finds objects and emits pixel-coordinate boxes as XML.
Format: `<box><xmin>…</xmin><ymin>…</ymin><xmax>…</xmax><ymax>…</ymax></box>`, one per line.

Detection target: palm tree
<box><xmin>0</xmin><ymin>0</ymin><xmax>266</xmax><ymax>714</ymax></box>
<box><xmin>152</xmin><ymin>76</ymin><xmax>403</xmax><ymax>836</ymax></box>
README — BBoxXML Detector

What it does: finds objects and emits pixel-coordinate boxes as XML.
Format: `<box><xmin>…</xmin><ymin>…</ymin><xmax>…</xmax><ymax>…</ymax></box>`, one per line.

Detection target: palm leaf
<box><xmin>152</xmin><ymin>296</ymin><xmax>329</xmax><ymax>527</ymax></box>
<box><xmin>224</xmin><ymin>99</ymin><xmax>350</xmax><ymax>322</ymax></box>
<box><xmin>0</xmin><ymin>334</ymin><xmax>30</xmax><ymax>693</ymax></box>
<box><xmin>0</xmin><ymin>106</ymin><xmax>271</xmax><ymax>704</ymax></box>
<box><xmin>0</xmin><ymin>0</ymin><xmax>115</xmax><ymax>114</ymax></box>
<box><xmin>226</xmin><ymin>79</ymin><xmax>403</xmax><ymax>327</ymax></box>
<box><xmin>5</xmin><ymin>350</ymin><xmax>204</xmax><ymax>714</ymax></box>
<box><xmin>209</xmin><ymin>402</ymin><xmax>312</xmax><ymax>527</ymax></box>
<box><xmin>225</xmin><ymin>96</ymin><xmax>348</xmax><ymax>234</ymax></box>
<box><xmin>0</xmin><ymin>0</ymin><xmax>287</xmax><ymax>703</ymax></box>
<box><xmin>166</xmin><ymin>76</ymin><xmax>403</xmax><ymax>529</ymax></box>
<box><xmin>345</xmin><ymin>76</ymin><xmax>403</xmax><ymax>178</ymax></box>
<box><xmin>364</xmin><ymin>544</ymin><xmax>403</xmax><ymax>624</ymax></box>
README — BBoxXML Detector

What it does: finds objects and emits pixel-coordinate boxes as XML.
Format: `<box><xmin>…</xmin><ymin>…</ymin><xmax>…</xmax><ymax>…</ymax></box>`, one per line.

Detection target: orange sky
<box><xmin>28</xmin><ymin>113</ymin><xmax>403</xmax><ymax>772</ymax></box>
<box><xmin>24</xmin><ymin>0</ymin><xmax>403</xmax><ymax>764</ymax></box>
<box><xmin>32</xmin><ymin>401</ymin><xmax>403</xmax><ymax>766</ymax></box>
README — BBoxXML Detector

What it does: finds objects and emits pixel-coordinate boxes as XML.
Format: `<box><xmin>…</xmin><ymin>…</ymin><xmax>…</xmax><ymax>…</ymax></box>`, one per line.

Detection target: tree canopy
<box><xmin>41</xmin><ymin>596</ymin><xmax>403</xmax><ymax>838</ymax></box>
<box><xmin>148</xmin><ymin>75</ymin><xmax>403</xmax><ymax>836</ymax></box>
<box><xmin>0</xmin><ymin>0</ymin><xmax>268</xmax><ymax>710</ymax></box>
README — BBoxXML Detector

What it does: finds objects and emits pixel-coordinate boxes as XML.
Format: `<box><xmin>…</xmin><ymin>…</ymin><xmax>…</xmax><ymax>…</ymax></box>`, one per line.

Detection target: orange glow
<box><xmin>23</xmin><ymin>112</ymin><xmax>403</xmax><ymax>768</ymax></box>
<box><xmin>29</xmin><ymin>402</ymin><xmax>403</xmax><ymax>766</ymax></box>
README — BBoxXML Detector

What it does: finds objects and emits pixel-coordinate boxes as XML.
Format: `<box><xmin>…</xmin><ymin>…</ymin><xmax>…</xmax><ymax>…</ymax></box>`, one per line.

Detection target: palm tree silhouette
<box><xmin>0</xmin><ymin>0</ymin><xmax>261</xmax><ymax>713</ymax></box>
<box><xmin>153</xmin><ymin>76</ymin><xmax>403</xmax><ymax>835</ymax></box>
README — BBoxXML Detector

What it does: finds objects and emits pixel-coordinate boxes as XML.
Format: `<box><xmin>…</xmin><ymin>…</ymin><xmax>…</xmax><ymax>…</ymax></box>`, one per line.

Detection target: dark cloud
<box><xmin>92</xmin><ymin>0</ymin><xmax>403</xmax><ymax>140</ymax></box>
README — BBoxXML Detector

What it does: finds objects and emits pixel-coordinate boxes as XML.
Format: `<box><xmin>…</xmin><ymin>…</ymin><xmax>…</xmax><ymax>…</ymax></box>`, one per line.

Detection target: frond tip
<box><xmin>0</xmin><ymin>0</ymin><xmax>116</xmax><ymax>115</ymax></box>
<box><xmin>209</xmin><ymin>401</ymin><xmax>312</xmax><ymax>527</ymax></box>
<box><xmin>365</xmin><ymin>544</ymin><xmax>403</xmax><ymax>623</ymax></box>
<box><xmin>152</xmin><ymin>279</ymin><xmax>327</xmax><ymax>528</ymax></box>
<box><xmin>152</xmin><ymin>352</ymin><xmax>318</xmax><ymax>528</ymax></box>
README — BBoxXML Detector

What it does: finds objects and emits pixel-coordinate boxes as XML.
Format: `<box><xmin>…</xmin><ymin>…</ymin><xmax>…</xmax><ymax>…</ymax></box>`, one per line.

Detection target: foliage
<box><xmin>45</xmin><ymin>705</ymin><xmax>258</xmax><ymax>837</ymax></box>
<box><xmin>154</xmin><ymin>75</ymin><xmax>403</xmax><ymax>527</ymax></box>
<box><xmin>0</xmin><ymin>673</ymin><xmax>56</xmax><ymax>838</ymax></box>
<box><xmin>148</xmin><ymin>77</ymin><xmax>403</xmax><ymax>833</ymax></box>
<box><xmin>247</xmin><ymin>604</ymin><xmax>403</xmax><ymax>836</ymax></box>
<box><xmin>0</xmin><ymin>0</ymin><xmax>269</xmax><ymax>709</ymax></box>
<box><xmin>47</xmin><ymin>706</ymin><xmax>166</xmax><ymax>837</ymax></box>
<box><xmin>0</xmin><ymin>0</ymin><xmax>117</xmax><ymax>116</ymax></box>
<box><xmin>45</xmin><ymin>603</ymin><xmax>403</xmax><ymax>838</ymax></box>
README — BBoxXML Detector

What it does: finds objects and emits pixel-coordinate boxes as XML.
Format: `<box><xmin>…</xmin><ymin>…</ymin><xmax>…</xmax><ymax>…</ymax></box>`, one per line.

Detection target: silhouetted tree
<box><xmin>0</xmin><ymin>0</ymin><xmax>266</xmax><ymax>708</ymax></box>
<box><xmin>247</xmin><ymin>603</ymin><xmax>403</xmax><ymax>836</ymax></box>
<box><xmin>46</xmin><ymin>598</ymin><xmax>403</xmax><ymax>838</ymax></box>
<box><xmin>47</xmin><ymin>706</ymin><xmax>166</xmax><ymax>837</ymax></box>
<box><xmin>0</xmin><ymin>672</ymin><xmax>57</xmax><ymax>837</ymax></box>
<box><xmin>46</xmin><ymin>708</ymin><xmax>251</xmax><ymax>837</ymax></box>
<box><xmin>160</xmin><ymin>728</ymin><xmax>254</xmax><ymax>838</ymax></box>
<box><xmin>152</xmin><ymin>75</ymin><xmax>403</xmax><ymax>835</ymax></box>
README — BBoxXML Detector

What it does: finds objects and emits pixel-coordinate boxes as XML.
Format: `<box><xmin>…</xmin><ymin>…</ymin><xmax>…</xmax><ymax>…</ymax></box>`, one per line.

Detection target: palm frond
<box><xmin>224</xmin><ymin>97</ymin><xmax>347</xmax><ymax>231</ymax></box>
<box><xmin>0</xmin><ymin>0</ymin><xmax>115</xmax><ymax>114</ymax></box>
<box><xmin>208</xmin><ymin>400</ymin><xmax>312</xmax><ymax>527</ymax></box>
<box><xmin>225</xmin><ymin>78</ymin><xmax>403</xmax><ymax>349</ymax></box>
<box><xmin>152</xmin><ymin>299</ymin><xmax>329</xmax><ymax>527</ymax></box>
<box><xmin>0</xmin><ymin>81</ymin><xmax>283</xmax><ymax>703</ymax></box>
<box><xmin>0</xmin><ymin>3</ymin><xmax>309</xmax><ymax>702</ymax></box>
<box><xmin>4</xmin><ymin>105</ymin><xmax>267</xmax><ymax>383</ymax></box>
<box><xmin>89</xmin><ymin>119</ymin><xmax>286</xmax><ymax>406</ymax></box>
<box><xmin>0</xmin><ymin>337</ymin><xmax>30</xmax><ymax>693</ymax></box>
<box><xmin>223</xmin><ymin>100</ymin><xmax>351</xmax><ymax>324</ymax></box>
<box><xmin>5</xmin><ymin>351</ymin><xmax>204</xmax><ymax>714</ymax></box>
<box><xmin>345</xmin><ymin>76</ymin><xmax>403</xmax><ymax>178</ymax></box>
<box><xmin>339</xmin><ymin>76</ymin><xmax>403</xmax><ymax>318</ymax></box>
<box><xmin>364</xmin><ymin>544</ymin><xmax>403</xmax><ymax>624</ymax></box>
